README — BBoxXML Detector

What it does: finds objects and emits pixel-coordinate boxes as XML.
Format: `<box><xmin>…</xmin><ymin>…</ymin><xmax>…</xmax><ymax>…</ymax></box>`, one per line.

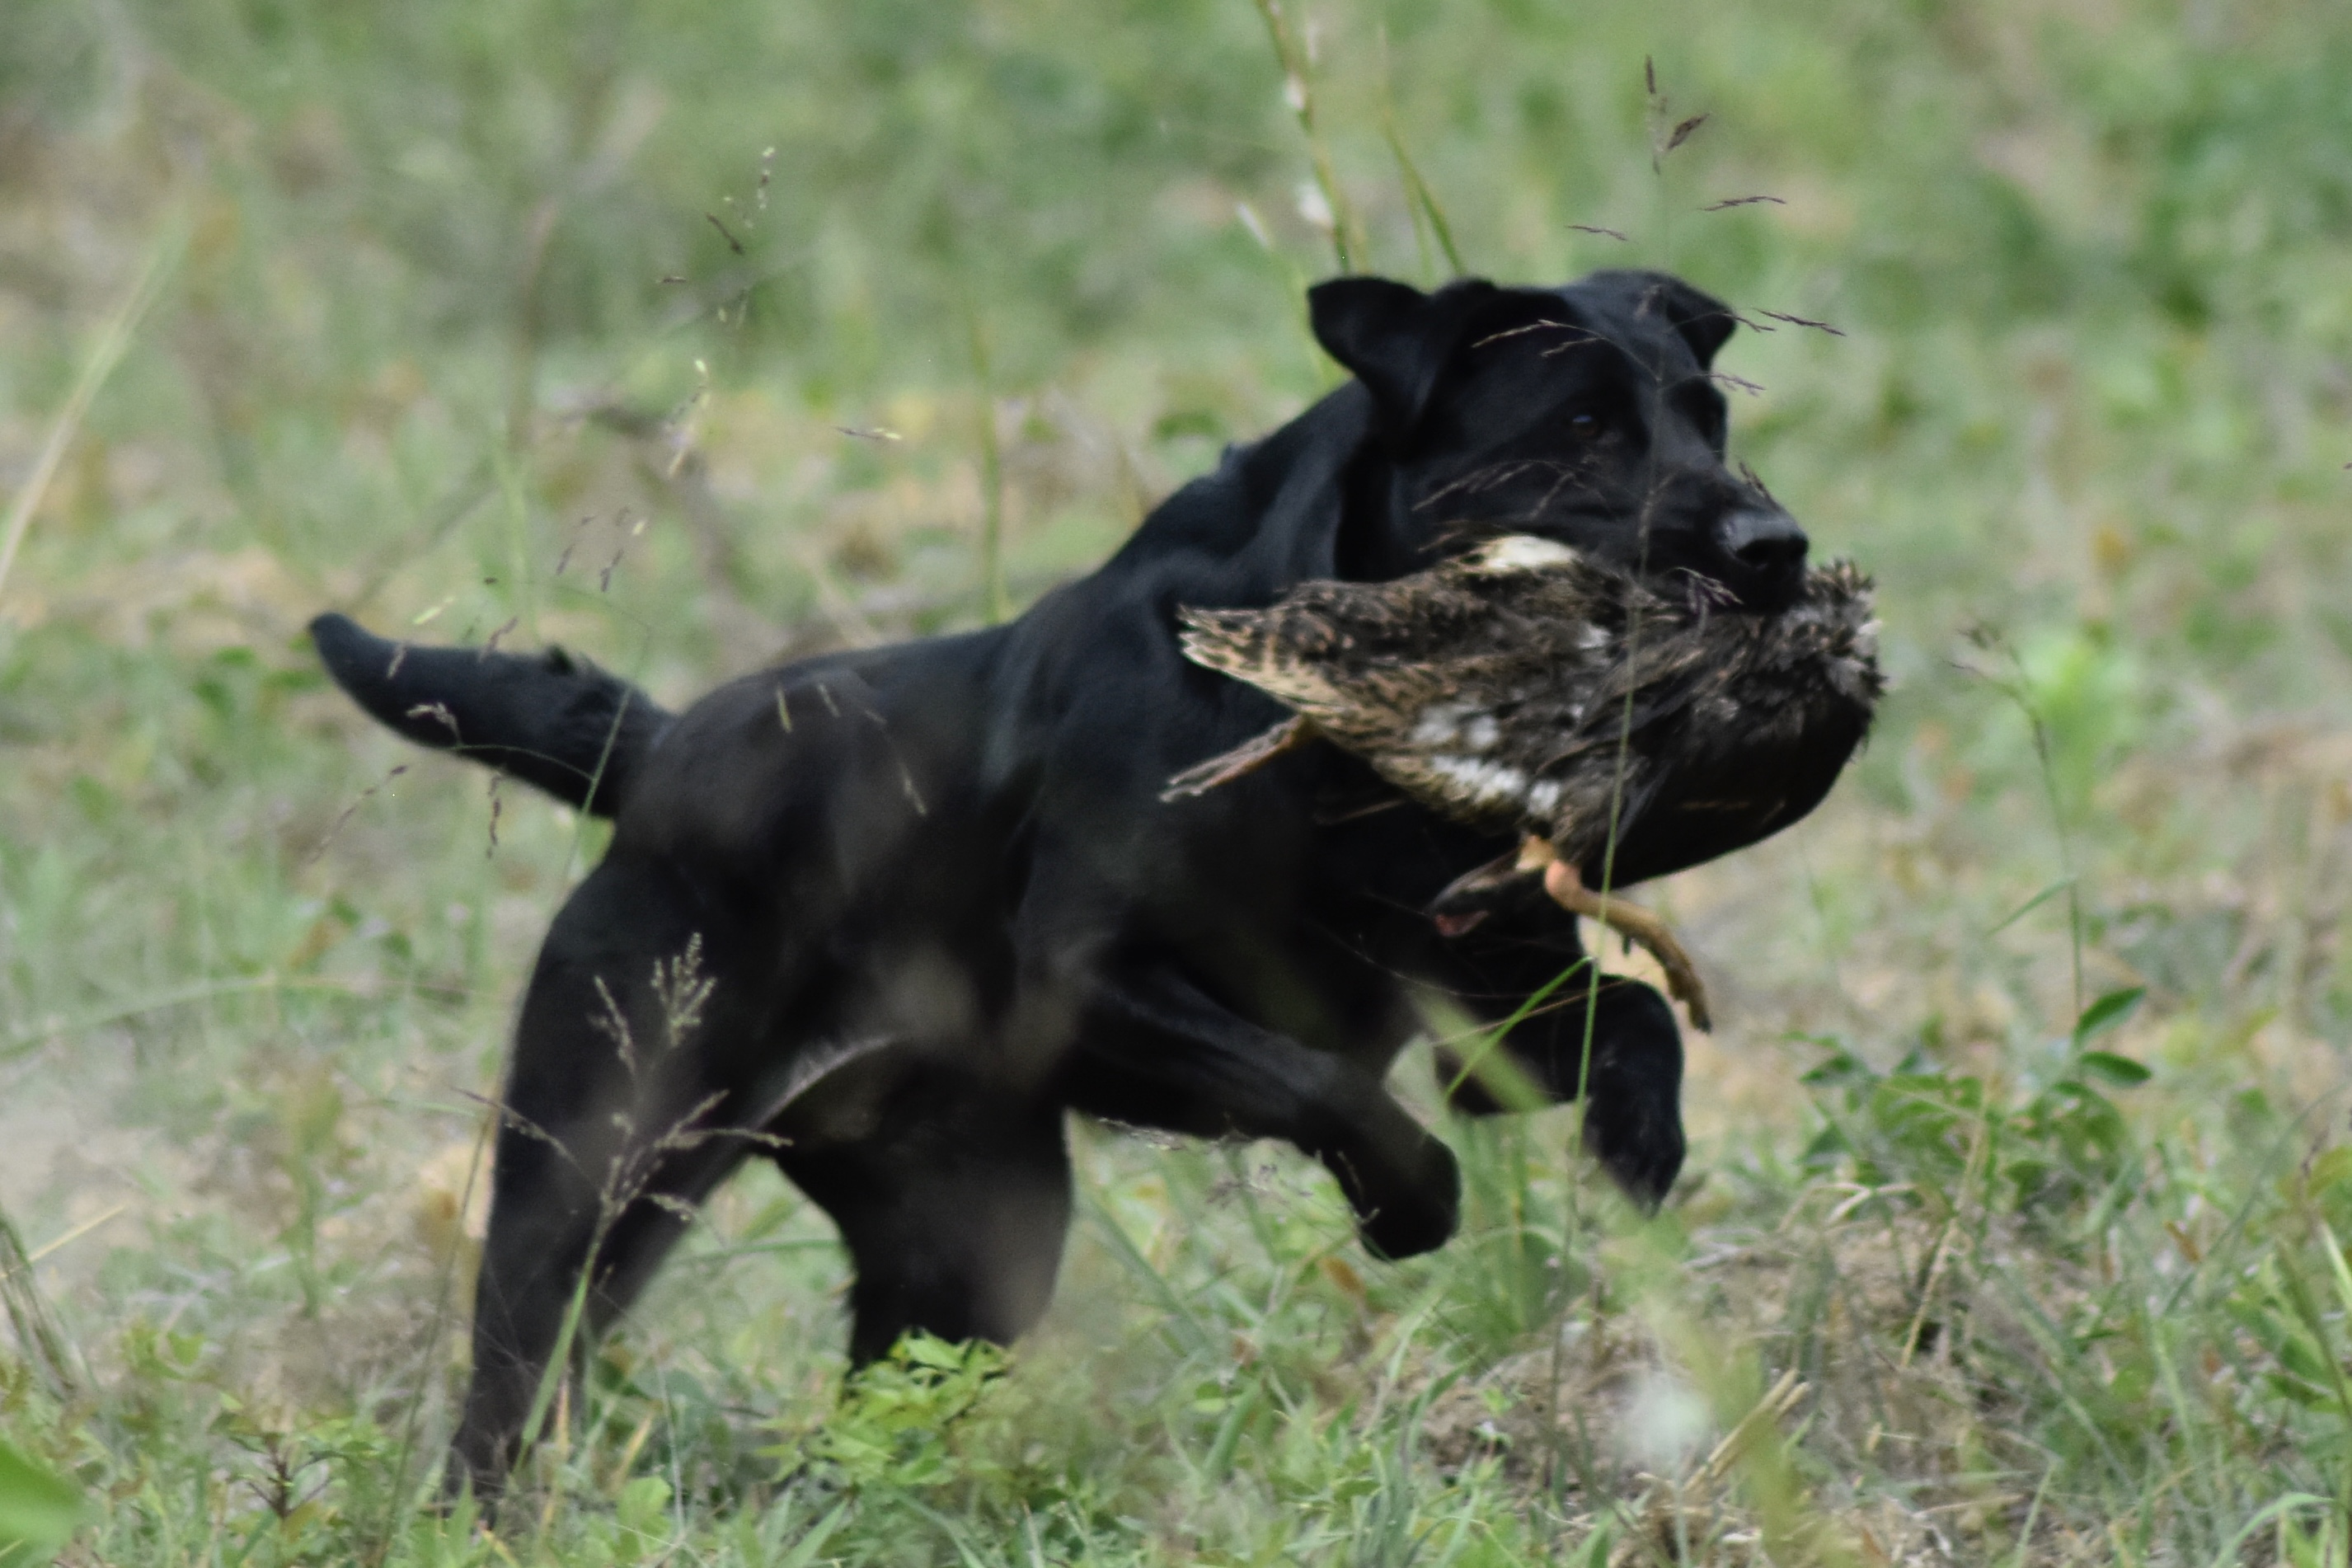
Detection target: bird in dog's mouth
<box><xmin>1165</xmin><ymin>534</ymin><xmax>1885</xmax><ymax>1031</ymax></box>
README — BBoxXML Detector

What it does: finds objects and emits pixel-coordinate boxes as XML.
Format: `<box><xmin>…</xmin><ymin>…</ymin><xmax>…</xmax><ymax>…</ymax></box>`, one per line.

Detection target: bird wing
<box><xmin>1174</xmin><ymin>541</ymin><xmax>1712</xmax><ymax>837</ymax></box>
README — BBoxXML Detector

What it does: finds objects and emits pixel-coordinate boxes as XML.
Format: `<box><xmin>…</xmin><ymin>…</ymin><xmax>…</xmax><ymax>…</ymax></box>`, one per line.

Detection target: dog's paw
<box><xmin>1350</xmin><ymin>1138</ymin><xmax>1461</xmax><ymax>1261</ymax></box>
<box><xmin>1585</xmin><ymin>1102</ymin><xmax>1686</xmax><ymax>1212</ymax></box>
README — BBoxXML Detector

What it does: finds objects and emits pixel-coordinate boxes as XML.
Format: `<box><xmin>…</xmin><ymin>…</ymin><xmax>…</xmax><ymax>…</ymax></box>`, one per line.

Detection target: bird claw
<box><xmin>1525</xmin><ymin>838</ymin><xmax>1713</xmax><ymax>1032</ymax></box>
<box><xmin>1427</xmin><ymin>839</ymin><xmax>1713</xmax><ymax>1034</ymax></box>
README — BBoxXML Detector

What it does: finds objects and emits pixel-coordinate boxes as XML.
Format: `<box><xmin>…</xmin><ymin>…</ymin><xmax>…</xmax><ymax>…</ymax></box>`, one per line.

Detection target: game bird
<box><xmin>1165</xmin><ymin>535</ymin><xmax>1885</xmax><ymax>1030</ymax></box>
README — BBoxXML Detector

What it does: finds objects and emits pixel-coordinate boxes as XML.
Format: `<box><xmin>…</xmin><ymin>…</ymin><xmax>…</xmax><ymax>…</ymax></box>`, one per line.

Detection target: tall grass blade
<box><xmin>1988</xmin><ymin>876</ymin><xmax>2074</xmax><ymax>936</ymax></box>
<box><xmin>1251</xmin><ymin>0</ymin><xmax>1360</xmax><ymax>272</ymax></box>
<box><xmin>0</xmin><ymin>1209</ymin><xmax>79</xmax><ymax>1400</ymax></box>
<box><xmin>0</xmin><ymin>210</ymin><xmax>181</xmax><ymax>613</ymax></box>
<box><xmin>966</xmin><ymin>297</ymin><xmax>1009</xmax><ymax>624</ymax></box>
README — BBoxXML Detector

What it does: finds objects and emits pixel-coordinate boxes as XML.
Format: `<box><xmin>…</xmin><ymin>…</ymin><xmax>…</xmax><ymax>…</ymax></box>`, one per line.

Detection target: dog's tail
<box><xmin>309</xmin><ymin>613</ymin><xmax>674</xmax><ymax>817</ymax></box>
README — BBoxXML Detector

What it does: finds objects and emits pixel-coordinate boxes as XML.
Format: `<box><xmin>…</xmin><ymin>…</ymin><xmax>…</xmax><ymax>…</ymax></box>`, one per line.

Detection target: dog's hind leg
<box><xmin>778</xmin><ymin>1077</ymin><xmax>1072</xmax><ymax>1366</ymax></box>
<box><xmin>450</xmin><ymin>856</ymin><xmax>769</xmax><ymax>1501</ymax></box>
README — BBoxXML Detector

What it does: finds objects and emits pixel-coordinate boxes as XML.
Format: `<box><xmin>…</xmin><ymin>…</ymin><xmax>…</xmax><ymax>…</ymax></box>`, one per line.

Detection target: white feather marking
<box><xmin>1429</xmin><ymin>754</ymin><xmax>1529</xmax><ymax>806</ymax></box>
<box><xmin>1410</xmin><ymin>700</ymin><xmax>1473</xmax><ymax>744</ymax></box>
<box><xmin>1467</xmin><ymin>535</ymin><xmax>1580</xmax><ymax>574</ymax></box>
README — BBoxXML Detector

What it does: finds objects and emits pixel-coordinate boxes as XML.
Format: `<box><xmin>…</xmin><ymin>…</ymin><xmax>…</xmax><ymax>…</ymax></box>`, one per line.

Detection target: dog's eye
<box><xmin>1566</xmin><ymin>411</ymin><xmax>1606</xmax><ymax>441</ymax></box>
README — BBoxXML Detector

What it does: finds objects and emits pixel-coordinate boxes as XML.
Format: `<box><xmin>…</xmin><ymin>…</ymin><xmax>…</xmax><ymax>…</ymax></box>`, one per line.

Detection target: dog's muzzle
<box><xmin>1714</xmin><ymin>505</ymin><xmax>1809</xmax><ymax>602</ymax></box>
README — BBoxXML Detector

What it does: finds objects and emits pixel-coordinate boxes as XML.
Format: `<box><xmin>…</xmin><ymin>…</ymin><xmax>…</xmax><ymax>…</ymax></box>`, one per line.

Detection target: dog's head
<box><xmin>1311</xmin><ymin>270</ymin><xmax>1806</xmax><ymax>608</ymax></box>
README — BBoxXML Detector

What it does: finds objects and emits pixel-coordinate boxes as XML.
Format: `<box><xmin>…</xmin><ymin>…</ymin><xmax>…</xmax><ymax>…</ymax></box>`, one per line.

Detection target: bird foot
<box><xmin>1520</xmin><ymin>838</ymin><xmax>1713</xmax><ymax>1032</ymax></box>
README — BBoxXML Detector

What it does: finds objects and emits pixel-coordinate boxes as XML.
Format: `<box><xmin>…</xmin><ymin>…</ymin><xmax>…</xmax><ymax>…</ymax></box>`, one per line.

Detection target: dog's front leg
<box><xmin>1425</xmin><ymin>896</ymin><xmax>1687</xmax><ymax>1207</ymax></box>
<box><xmin>1065</xmin><ymin>959</ymin><xmax>1460</xmax><ymax>1260</ymax></box>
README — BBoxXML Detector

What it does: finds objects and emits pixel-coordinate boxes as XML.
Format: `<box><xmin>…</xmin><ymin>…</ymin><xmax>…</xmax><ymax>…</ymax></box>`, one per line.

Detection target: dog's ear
<box><xmin>1309</xmin><ymin>276</ymin><xmax>1500</xmax><ymax>433</ymax></box>
<box><xmin>1634</xmin><ymin>273</ymin><xmax>1738</xmax><ymax>368</ymax></box>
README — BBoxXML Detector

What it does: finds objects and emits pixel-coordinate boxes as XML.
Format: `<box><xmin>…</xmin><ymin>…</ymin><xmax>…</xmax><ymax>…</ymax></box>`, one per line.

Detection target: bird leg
<box><xmin>1519</xmin><ymin>838</ymin><xmax>1713</xmax><ymax>1032</ymax></box>
<box><xmin>1161</xmin><ymin>716</ymin><xmax>1315</xmax><ymax>800</ymax></box>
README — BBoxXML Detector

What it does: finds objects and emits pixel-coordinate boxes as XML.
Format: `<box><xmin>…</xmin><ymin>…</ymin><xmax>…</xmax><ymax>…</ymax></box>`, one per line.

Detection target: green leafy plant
<box><xmin>0</xmin><ymin>1440</ymin><xmax>81</xmax><ymax>1566</ymax></box>
<box><xmin>805</xmin><ymin>1334</ymin><xmax>1009</xmax><ymax>1495</ymax></box>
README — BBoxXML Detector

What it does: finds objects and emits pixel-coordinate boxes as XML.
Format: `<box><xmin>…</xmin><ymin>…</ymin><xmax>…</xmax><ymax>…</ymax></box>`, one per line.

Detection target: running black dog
<box><xmin>311</xmin><ymin>270</ymin><xmax>1808</xmax><ymax>1495</ymax></box>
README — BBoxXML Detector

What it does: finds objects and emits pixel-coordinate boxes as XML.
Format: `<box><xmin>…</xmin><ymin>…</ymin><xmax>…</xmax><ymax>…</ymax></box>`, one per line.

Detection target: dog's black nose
<box><xmin>1718</xmin><ymin>507</ymin><xmax>1809</xmax><ymax>574</ymax></box>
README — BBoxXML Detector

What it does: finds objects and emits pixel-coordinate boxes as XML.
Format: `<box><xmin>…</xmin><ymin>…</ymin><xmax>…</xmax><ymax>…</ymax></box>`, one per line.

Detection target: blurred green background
<box><xmin>5</xmin><ymin>0</ymin><xmax>2352</xmax><ymax>1561</ymax></box>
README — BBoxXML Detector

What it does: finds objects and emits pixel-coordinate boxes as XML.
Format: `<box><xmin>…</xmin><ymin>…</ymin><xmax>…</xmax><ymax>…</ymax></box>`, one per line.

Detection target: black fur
<box><xmin>308</xmin><ymin>622</ymin><xmax>668</xmax><ymax>815</ymax></box>
<box><xmin>310</xmin><ymin>270</ymin><xmax>1804</xmax><ymax>1497</ymax></box>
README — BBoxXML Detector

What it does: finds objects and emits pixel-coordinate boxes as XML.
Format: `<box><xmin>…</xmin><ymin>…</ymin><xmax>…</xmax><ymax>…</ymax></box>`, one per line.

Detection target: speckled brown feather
<box><xmin>1170</xmin><ymin>536</ymin><xmax>1883</xmax><ymax>878</ymax></box>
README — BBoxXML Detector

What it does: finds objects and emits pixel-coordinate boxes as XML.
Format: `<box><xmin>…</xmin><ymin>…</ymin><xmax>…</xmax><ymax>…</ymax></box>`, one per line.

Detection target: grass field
<box><xmin>5</xmin><ymin>0</ymin><xmax>2352</xmax><ymax>1561</ymax></box>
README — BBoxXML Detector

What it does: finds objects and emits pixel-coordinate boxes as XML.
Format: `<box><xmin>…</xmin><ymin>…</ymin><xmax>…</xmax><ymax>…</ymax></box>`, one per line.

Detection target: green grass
<box><xmin>5</xmin><ymin>0</ymin><xmax>2352</xmax><ymax>1561</ymax></box>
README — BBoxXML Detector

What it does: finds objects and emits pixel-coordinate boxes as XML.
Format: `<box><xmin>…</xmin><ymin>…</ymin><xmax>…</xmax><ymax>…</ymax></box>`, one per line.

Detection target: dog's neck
<box><xmin>1103</xmin><ymin>380</ymin><xmax>1440</xmax><ymax>602</ymax></box>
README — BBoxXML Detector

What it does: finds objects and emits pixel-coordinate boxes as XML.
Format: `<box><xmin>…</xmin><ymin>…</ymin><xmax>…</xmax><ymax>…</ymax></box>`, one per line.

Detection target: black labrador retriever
<box><xmin>310</xmin><ymin>270</ymin><xmax>1807</xmax><ymax>1495</ymax></box>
